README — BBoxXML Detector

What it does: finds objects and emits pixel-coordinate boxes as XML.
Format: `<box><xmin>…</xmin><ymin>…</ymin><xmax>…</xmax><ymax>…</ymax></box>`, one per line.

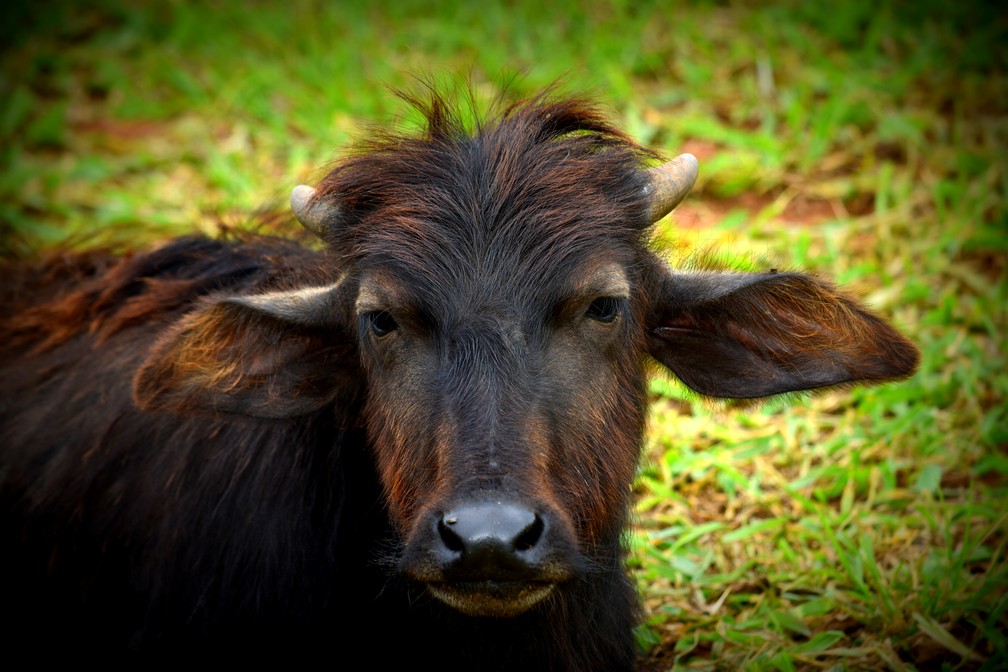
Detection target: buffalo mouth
<box><xmin>426</xmin><ymin>580</ymin><xmax>556</xmax><ymax>617</ymax></box>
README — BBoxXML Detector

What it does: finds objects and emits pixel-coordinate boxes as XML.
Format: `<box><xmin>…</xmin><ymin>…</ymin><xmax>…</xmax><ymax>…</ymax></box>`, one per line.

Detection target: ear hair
<box><xmin>134</xmin><ymin>281</ymin><xmax>360</xmax><ymax>418</ymax></box>
<box><xmin>647</xmin><ymin>268</ymin><xmax>919</xmax><ymax>398</ymax></box>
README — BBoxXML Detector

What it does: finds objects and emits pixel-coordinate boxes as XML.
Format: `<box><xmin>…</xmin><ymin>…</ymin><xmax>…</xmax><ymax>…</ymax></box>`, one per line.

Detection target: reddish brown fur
<box><xmin>0</xmin><ymin>85</ymin><xmax>917</xmax><ymax>670</ymax></box>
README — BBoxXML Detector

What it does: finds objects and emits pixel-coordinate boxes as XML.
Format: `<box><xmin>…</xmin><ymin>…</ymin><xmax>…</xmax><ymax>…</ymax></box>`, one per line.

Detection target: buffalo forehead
<box><xmin>359</xmin><ymin>247</ymin><xmax>634</xmax><ymax>325</ymax></box>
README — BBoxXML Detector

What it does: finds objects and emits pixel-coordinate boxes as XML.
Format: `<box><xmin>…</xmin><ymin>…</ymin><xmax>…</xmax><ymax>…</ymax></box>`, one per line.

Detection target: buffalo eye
<box><xmin>585</xmin><ymin>297</ymin><xmax>623</xmax><ymax>323</ymax></box>
<box><xmin>365</xmin><ymin>310</ymin><xmax>398</xmax><ymax>337</ymax></box>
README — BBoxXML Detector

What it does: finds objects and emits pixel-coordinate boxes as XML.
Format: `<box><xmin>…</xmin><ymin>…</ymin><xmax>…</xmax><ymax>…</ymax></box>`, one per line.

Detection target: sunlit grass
<box><xmin>2</xmin><ymin>1</ymin><xmax>1004</xmax><ymax>669</ymax></box>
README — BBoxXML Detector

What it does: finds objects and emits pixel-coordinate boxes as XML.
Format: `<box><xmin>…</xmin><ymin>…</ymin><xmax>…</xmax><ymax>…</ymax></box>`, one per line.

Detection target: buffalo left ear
<box><xmin>134</xmin><ymin>281</ymin><xmax>359</xmax><ymax>418</ymax></box>
<box><xmin>647</xmin><ymin>269</ymin><xmax>920</xmax><ymax>398</ymax></box>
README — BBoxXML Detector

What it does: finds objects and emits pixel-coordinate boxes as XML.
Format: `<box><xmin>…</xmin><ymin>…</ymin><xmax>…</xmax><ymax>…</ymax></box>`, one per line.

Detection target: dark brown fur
<box><xmin>0</xmin><ymin>87</ymin><xmax>918</xmax><ymax>669</ymax></box>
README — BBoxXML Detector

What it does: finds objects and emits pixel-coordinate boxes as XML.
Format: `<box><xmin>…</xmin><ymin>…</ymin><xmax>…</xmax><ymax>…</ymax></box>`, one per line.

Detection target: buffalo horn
<box><xmin>645</xmin><ymin>153</ymin><xmax>699</xmax><ymax>223</ymax></box>
<box><xmin>290</xmin><ymin>185</ymin><xmax>339</xmax><ymax>238</ymax></box>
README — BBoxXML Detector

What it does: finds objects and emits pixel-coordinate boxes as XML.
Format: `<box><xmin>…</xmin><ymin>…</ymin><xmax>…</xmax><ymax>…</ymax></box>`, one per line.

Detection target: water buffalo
<box><xmin>0</xmin><ymin>88</ymin><xmax>919</xmax><ymax>669</ymax></box>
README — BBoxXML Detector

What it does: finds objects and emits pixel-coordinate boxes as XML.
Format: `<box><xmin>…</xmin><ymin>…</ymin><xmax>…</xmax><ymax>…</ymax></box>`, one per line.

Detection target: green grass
<box><xmin>2</xmin><ymin>1</ymin><xmax>1005</xmax><ymax>669</ymax></box>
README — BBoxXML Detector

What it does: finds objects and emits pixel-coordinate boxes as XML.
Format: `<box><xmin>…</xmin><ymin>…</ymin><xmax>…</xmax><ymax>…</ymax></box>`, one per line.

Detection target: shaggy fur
<box><xmin>0</xmin><ymin>87</ymin><xmax>918</xmax><ymax>669</ymax></box>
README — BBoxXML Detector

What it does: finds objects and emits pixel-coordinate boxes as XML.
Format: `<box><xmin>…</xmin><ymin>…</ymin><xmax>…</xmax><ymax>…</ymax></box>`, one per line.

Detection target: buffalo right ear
<box><xmin>134</xmin><ymin>280</ymin><xmax>359</xmax><ymax>418</ymax></box>
<box><xmin>646</xmin><ymin>268</ymin><xmax>920</xmax><ymax>399</ymax></box>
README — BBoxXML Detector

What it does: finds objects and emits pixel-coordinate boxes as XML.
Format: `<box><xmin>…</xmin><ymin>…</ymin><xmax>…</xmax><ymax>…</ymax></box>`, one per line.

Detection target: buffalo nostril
<box><xmin>438</xmin><ymin>516</ymin><xmax>465</xmax><ymax>553</ymax></box>
<box><xmin>513</xmin><ymin>515</ymin><xmax>543</xmax><ymax>551</ymax></box>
